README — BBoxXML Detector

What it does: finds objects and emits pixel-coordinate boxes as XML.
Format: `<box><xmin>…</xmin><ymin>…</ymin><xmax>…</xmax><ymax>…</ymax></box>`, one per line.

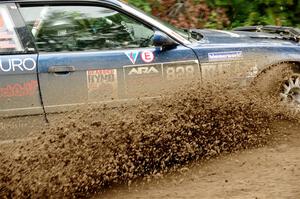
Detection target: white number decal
<box><xmin>166</xmin><ymin>65</ymin><xmax>195</xmax><ymax>80</ymax></box>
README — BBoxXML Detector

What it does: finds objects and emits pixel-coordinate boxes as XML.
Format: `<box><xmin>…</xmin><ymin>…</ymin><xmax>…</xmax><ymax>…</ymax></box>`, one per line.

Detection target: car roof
<box><xmin>1</xmin><ymin>0</ymin><xmax>121</xmax><ymax>6</ymax></box>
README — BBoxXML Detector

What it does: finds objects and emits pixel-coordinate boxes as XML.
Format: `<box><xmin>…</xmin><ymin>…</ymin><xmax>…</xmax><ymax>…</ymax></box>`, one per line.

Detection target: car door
<box><xmin>0</xmin><ymin>3</ymin><xmax>46</xmax><ymax>141</ymax></box>
<box><xmin>0</xmin><ymin>3</ymin><xmax>42</xmax><ymax>117</ymax></box>
<box><xmin>18</xmin><ymin>1</ymin><xmax>200</xmax><ymax>113</ymax></box>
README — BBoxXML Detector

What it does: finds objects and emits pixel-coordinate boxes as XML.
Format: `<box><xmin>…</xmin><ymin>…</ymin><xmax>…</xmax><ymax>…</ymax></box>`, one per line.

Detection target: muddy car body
<box><xmin>0</xmin><ymin>0</ymin><xmax>300</xmax><ymax>119</ymax></box>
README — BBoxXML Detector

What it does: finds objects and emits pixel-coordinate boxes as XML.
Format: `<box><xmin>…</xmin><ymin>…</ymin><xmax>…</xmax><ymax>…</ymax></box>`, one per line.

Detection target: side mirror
<box><xmin>153</xmin><ymin>31</ymin><xmax>178</xmax><ymax>50</ymax></box>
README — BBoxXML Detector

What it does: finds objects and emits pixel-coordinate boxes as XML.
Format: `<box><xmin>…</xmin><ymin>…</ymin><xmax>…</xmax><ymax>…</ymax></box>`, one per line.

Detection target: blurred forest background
<box><xmin>126</xmin><ymin>0</ymin><xmax>300</xmax><ymax>29</ymax></box>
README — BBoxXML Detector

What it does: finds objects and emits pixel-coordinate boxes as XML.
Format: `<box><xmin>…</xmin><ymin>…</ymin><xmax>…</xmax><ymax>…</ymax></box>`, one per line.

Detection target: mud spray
<box><xmin>0</xmin><ymin>78</ymin><xmax>299</xmax><ymax>198</ymax></box>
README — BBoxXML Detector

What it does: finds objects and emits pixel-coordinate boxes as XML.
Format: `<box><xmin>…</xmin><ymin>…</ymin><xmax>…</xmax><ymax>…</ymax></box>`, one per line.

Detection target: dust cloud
<box><xmin>0</xmin><ymin>78</ymin><xmax>299</xmax><ymax>198</ymax></box>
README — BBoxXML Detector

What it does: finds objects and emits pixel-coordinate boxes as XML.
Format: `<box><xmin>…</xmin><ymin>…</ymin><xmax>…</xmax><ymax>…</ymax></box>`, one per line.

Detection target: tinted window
<box><xmin>19</xmin><ymin>5</ymin><xmax>155</xmax><ymax>52</ymax></box>
<box><xmin>0</xmin><ymin>4</ymin><xmax>24</xmax><ymax>54</ymax></box>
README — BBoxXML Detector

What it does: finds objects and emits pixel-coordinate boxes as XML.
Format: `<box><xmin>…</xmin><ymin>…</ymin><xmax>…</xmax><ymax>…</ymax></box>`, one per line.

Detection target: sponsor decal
<box><xmin>0</xmin><ymin>58</ymin><xmax>36</xmax><ymax>72</ymax></box>
<box><xmin>125</xmin><ymin>51</ymin><xmax>139</xmax><ymax>64</ymax></box>
<box><xmin>87</xmin><ymin>69</ymin><xmax>118</xmax><ymax>100</ymax></box>
<box><xmin>128</xmin><ymin>66</ymin><xmax>159</xmax><ymax>75</ymax></box>
<box><xmin>208</xmin><ymin>51</ymin><xmax>243</xmax><ymax>62</ymax></box>
<box><xmin>202</xmin><ymin>62</ymin><xmax>230</xmax><ymax>79</ymax></box>
<box><xmin>0</xmin><ymin>80</ymin><xmax>38</xmax><ymax>98</ymax></box>
<box><xmin>124</xmin><ymin>65</ymin><xmax>161</xmax><ymax>77</ymax></box>
<box><xmin>201</xmin><ymin>61</ymin><xmax>246</xmax><ymax>80</ymax></box>
<box><xmin>141</xmin><ymin>51</ymin><xmax>154</xmax><ymax>63</ymax></box>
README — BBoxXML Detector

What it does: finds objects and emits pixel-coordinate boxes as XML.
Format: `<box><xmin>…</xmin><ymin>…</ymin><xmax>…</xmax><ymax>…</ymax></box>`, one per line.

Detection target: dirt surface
<box><xmin>0</xmin><ymin>79</ymin><xmax>299</xmax><ymax>198</ymax></box>
<box><xmin>99</xmin><ymin>121</ymin><xmax>300</xmax><ymax>199</ymax></box>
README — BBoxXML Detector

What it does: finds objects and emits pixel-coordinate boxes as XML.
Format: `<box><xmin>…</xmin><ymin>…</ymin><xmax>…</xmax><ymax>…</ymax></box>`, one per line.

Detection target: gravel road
<box><xmin>99</xmin><ymin>121</ymin><xmax>300</xmax><ymax>199</ymax></box>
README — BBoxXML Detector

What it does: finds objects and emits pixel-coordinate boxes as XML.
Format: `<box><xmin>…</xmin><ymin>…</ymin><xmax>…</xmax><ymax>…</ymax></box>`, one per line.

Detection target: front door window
<box><xmin>19</xmin><ymin>5</ymin><xmax>155</xmax><ymax>52</ymax></box>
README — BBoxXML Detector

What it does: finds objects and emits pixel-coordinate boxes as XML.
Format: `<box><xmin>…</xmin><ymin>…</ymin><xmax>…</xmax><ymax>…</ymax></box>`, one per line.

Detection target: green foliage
<box><xmin>128</xmin><ymin>0</ymin><xmax>300</xmax><ymax>29</ymax></box>
<box><xmin>207</xmin><ymin>0</ymin><xmax>300</xmax><ymax>28</ymax></box>
<box><xmin>127</xmin><ymin>0</ymin><xmax>152</xmax><ymax>13</ymax></box>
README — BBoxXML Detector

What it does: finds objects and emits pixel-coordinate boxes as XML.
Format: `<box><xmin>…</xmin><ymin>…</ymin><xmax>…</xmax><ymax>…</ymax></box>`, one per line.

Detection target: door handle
<box><xmin>48</xmin><ymin>66</ymin><xmax>76</xmax><ymax>73</ymax></box>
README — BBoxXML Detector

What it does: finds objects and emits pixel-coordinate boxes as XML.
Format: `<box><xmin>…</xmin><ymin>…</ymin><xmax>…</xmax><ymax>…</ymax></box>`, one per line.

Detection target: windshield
<box><xmin>120</xmin><ymin>2</ymin><xmax>192</xmax><ymax>44</ymax></box>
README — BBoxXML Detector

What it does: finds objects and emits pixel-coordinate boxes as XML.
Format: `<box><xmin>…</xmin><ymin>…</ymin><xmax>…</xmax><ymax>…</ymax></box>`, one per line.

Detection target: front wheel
<box><xmin>280</xmin><ymin>74</ymin><xmax>300</xmax><ymax>107</ymax></box>
<box><xmin>252</xmin><ymin>63</ymin><xmax>300</xmax><ymax>109</ymax></box>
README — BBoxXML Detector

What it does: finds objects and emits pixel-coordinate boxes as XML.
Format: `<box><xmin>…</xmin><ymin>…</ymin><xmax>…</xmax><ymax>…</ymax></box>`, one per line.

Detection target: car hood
<box><xmin>192</xmin><ymin>29</ymin><xmax>298</xmax><ymax>46</ymax></box>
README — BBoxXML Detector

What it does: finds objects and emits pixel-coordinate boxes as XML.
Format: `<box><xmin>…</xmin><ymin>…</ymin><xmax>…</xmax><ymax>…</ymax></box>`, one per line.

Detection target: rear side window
<box><xmin>0</xmin><ymin>4</ymin><xmax>24</xmax><ymax>53</ymax></box>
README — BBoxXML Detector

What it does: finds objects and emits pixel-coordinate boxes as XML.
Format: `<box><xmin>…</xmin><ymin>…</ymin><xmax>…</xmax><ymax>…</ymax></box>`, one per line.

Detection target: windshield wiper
<box><xmin>234</xmin><ymin>25</ymin><xmax>300</xmax><ymax>42</ymax></box>
<box><xmin>183</xmin><ymin>29</ymin><xmax>203</xmax><ymax>41</ymax></box>
<box><xmin>183</xmin><ymin>29</ymin><xmax>192</xmax><ymax>40</ymax></box>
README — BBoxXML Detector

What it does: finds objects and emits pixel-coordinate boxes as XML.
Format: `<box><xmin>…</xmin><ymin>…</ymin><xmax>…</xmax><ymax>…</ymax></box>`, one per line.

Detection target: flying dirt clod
<box><xmin>0</xmin><ymin>81</ymin><xmax>298</xmax><ymax>198</ymax></box>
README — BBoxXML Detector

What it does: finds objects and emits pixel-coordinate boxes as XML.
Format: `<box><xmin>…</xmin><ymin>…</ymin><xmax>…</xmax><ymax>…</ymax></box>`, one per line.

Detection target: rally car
<box><xmin>0</xmin><ymin>0</ymin><xmax>300</xmax><ymax>119</ymax></box>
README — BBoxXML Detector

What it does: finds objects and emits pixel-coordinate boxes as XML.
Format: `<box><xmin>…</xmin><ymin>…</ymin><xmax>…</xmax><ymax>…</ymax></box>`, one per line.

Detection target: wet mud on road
<box><xmin>0</xmin><ymin>81</ymin><xmax>300</xmax><ymax>198</ymax></box>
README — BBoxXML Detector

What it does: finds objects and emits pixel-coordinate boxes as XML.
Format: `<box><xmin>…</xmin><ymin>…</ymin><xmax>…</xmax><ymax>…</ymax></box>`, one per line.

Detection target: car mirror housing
<box><xmin>153</xmin><ymin>31</ymin><xmax>179</xmax><ymax>50</ymax></box>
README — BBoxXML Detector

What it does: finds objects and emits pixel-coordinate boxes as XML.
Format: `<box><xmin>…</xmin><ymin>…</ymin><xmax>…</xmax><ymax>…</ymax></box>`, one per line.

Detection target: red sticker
<box><xmin>141</xmin><ymin>51</ymin><xmax>154</xmax><ymax>63</ymax></box>
<box><xmin>0</xmin><ymin>80</ymin><xmax>38</xmax><ymax>98</ymax></box>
